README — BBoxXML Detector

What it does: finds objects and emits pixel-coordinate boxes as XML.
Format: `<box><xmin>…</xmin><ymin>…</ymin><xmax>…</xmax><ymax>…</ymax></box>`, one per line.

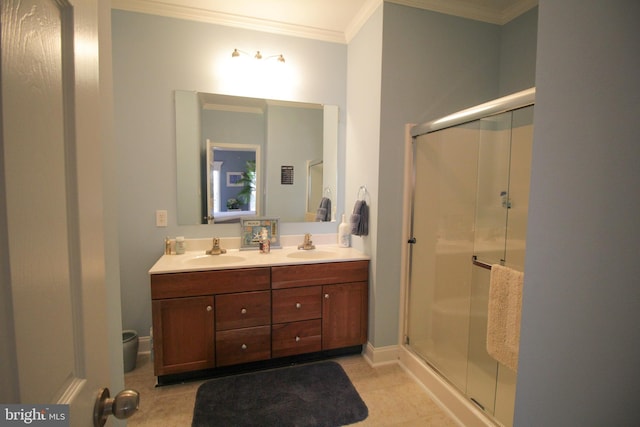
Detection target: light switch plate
<box><xmin>156</xmin><ymin>210</ymin><xmax>168</xmax><ymax>227</ymax></box>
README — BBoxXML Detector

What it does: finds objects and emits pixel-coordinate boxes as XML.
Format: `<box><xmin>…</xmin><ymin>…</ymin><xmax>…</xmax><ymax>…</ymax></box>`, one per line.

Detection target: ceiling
<box><xmin>111</xmin><ymin>0</ymin><xmax>537</xmax><ymax>43</ymax></box>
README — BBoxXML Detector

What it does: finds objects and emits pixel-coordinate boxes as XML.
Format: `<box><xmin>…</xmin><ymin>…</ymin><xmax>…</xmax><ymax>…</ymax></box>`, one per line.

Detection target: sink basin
<box><xmin>286</xmin><ymin>250</ymin><xmax>337</xmax><ymax>260</ymax></box>
<box><xmin>182</xmin><ymin>254</ymin><xmax>245</xmax><ymax>266</ymax></box>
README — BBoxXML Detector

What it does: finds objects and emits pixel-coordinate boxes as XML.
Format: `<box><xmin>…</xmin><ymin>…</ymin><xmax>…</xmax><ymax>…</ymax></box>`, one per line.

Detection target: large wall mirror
<box><xmin>176</xmin><ymin>91</ymin><xmax>338</xmax><ymax>225</ymax></box>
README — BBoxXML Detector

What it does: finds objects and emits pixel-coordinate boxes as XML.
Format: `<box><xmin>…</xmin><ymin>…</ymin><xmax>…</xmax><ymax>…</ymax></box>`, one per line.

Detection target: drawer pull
<box><xmin>295</xmin><ymin>336</ymin><xmax>301</xmax><ymax>342</ymax></box>
<box><xmin>206</xmin><ymin>305</ymin><xmax>212</xmax><ymax>312</ymax></box>
<box><xmin>295</xmin><ymin>303</ymin><xmax>302</xmax><ymax>309</ymax></box>
<box><xmin>324</xmin><ymin>293</ymin><xmax>330</xmax><ymax>299</ymax></box>
<box><xmin>241</xmin><ymin>344</ymin><xmax>247</xmax><ymax>350</ymax></box>
<box><xmin>241</xmin><ymin>308</ymin><xmax>247</xmax><ymax>314</ymax></box>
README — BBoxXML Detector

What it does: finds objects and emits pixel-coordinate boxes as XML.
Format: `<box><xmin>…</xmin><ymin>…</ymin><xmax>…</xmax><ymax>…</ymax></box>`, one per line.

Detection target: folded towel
<box><xmin>315</xmin><ymin>197</ymin><xmax>331</xmax><ymax>222</ymax></box>
<box><xmin>350</xmin><ymin>200</ymin><xmax>369</xmax><ymax>236</ymax></box>
<box><xmin>486</xmin><ymin>264</ymin><xmax>524</xmax><ymax>372</ymax></box>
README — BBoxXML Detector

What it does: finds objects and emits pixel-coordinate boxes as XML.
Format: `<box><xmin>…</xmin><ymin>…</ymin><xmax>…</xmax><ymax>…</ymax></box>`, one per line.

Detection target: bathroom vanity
<box><xmin>149</xmin><ymin>245</ymin><xmax>369</xmax><ymax>384</ymax></box>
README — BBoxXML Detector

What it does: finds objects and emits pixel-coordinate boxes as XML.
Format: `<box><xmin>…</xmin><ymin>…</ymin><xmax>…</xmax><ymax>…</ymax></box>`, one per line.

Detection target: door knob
<box><xmin>93</xmin><ymin>387</ymin><xmax>139</xmax><ymax>427</ymax></box>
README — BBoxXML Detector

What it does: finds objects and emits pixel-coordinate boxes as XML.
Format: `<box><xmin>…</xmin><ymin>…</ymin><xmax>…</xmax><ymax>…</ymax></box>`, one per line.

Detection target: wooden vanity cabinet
<box><xmin>151</xmin><ymin>260</ymin><xmax>368</xmax><ymax>380</ymax></box>
<box><xmin>272</xmin><ymin>260</ymin><xmax>369</xmax><ymax>352</ymax></box>
<box><xmin>150</xmin><ymin>268</ymin><xmax>270</xmax><ymax>376</ymax></box>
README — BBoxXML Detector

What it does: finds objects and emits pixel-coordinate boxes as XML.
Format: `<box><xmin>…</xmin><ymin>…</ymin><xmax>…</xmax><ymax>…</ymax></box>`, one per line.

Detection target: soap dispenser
<box><xmin>338</xmin><ymin>214</ymin><xmax>351</xmax><ymax>247</ymax></box>
<box><xmin>175</xmin><ymin>236</ymin><xmax>185</xmax><ymax>254</ymax></box>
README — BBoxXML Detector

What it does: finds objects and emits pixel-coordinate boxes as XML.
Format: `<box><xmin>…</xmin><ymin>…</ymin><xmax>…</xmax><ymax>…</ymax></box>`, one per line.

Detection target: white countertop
<box><xmin>149</xmin><ymin>244</ymin><xmax>369</xmax><ymax>275</ymax></box>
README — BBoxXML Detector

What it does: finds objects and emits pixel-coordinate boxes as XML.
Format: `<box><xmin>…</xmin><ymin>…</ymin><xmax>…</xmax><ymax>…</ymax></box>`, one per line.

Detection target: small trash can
<box><xmin>122</xmin><ymin>330</ymin><xmax>139</xmax><ymax>373</ymax></box>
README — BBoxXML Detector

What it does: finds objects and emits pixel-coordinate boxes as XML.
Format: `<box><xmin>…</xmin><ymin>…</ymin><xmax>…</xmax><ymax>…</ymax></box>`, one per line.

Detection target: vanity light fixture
<box><xmin>232</xmin><ymin>48</ymin><xmax>285</xmax><ymax>63</ymax></box>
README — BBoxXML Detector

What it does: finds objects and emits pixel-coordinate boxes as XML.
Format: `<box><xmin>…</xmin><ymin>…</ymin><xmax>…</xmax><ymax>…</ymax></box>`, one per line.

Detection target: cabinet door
<box><xmin>152</xmin><ymin>296</ymin><xmax>215</xmax><ymax>375</ymax></box>
<box><xmin>322</xmin><ymin>282</ymin><xmax>368</xmax><ymax>350</ymax></box>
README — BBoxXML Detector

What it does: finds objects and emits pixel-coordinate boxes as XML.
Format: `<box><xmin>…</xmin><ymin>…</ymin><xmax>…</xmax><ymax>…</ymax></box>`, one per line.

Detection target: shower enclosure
<box><xmin>406</xmin><ymin>89</ymin><xmax>534</xmax><ymax>426</ymax></box>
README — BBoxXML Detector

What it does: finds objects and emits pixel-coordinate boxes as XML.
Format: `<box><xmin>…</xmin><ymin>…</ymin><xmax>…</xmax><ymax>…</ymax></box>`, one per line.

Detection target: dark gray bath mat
<box><xmin>191</xmin><ymin>361</ymin><xmax>368</xmax><ymax>426</ymax></box>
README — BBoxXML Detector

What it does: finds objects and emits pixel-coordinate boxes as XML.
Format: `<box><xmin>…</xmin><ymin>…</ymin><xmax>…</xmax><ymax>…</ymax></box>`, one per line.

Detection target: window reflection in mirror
<box><xmin>175</xmin><ymin>90</ymin><xmax>338</xmax><ymax>225</ymax></box>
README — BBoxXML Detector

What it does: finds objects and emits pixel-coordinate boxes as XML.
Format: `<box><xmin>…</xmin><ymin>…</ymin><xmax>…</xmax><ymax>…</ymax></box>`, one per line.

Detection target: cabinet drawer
<box><xmin>151</xmin><ymin>268</ymin><xmax>270</xmax><ymax>299</ymax></box>
<box><xmin>271</xmin><ymin>260</ymin><xmax>369</xmax><ymax>289</ymax></box>
<box><xmin>216</xmin><ymin>291</ymin><xmax>271</xmax><ymax>331</ymax></box>
<box><xmin>216</xmin><ymin>326</ymin><xmax>271</xmax><ymax>367</ymax></box>
<box><xmin>272</xmin><ymin>320</ymin><xmax>321</xmax><ymax>358</ymax></box>
<box><xmin>272</xmin><ymin>286</ymin><xmax>321</xmax><ymax>323</ymax></box>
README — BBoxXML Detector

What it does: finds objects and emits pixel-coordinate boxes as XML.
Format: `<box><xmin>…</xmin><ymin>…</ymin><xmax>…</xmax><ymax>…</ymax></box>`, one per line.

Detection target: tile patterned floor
<box><xmin>124</xmin><ymin>353</ymin><xmax>459</xmax><ymax>426</ymax></box>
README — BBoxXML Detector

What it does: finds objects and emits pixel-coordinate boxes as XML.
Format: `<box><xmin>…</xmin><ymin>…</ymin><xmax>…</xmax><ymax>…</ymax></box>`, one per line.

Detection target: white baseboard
<box><xmin>138</xmin><ymin>335</ymin><xmax>151</xmax><ymax>354</ymax></box>
<box><xmin>362</xmin><ymin>342</ymin><xmax>399</xmax><ymax>366</ymax></box>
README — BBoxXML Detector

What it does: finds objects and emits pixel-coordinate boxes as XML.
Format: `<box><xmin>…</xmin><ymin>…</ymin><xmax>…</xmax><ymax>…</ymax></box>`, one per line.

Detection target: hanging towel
<box><xmin>486</xmin><ymin>264</ymin><xmax>524</xmax><ymax>372</ymax></box>
<box><xmin>315</xmin><ymin>197</ymin><xmax>332</xmax><ymax>222</ymax></box>
<box><xmin>350</xmin><ymin>200</ymin><xmax>369</xmax><ymax>236</ymax></box>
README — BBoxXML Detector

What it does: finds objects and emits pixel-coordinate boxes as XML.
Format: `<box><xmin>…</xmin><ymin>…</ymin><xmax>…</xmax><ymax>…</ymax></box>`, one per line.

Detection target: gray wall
<box><xmin>515</xmin><ymin>0</ymin><xmax>640</xmax><ymax>424</ymax></box>
<box><xmin>112</xmin><ymin>11</ymin><xmax>346</xmax><ymax>337</ymax></box>
<box><xmin>499</xmin><ymin>8</ymin><xmax>538</xmax><ymax>96</ymax></box>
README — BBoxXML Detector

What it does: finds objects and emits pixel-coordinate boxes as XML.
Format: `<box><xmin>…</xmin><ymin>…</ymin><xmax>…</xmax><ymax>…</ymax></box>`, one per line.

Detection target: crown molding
<box><xmin>500</xmin><ymin>0</ymin><xmax>538</xmax><ymax>24</ymax></box>
<box><xmin>111</xmin><ymin>0</ymin><xmax>538</xmax><ymax>46</ymax></box>
<box><xmin>111</xmin><ymin>0</ymin><xmax>347</xmax><ymax>44</ymax></box>
<box><xmin>388</xmin><ymin>0</ymin><xmax>536</xmax><ymax>25</ymax></box>
<box><xmin>345</xmin><ymin>0</ymin><xmax>383</xmax><ymax>43</ymax></box>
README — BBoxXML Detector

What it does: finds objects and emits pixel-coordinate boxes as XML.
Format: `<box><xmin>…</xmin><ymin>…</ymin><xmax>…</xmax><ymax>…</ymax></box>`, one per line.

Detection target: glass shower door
<box><xmin>466</xmin><ymin>111</ymin><xmax>513</xmax><ymax>414</ymax></box>
<box><xmin>407</xmin><ymin>121</ymin><xmax>480</xmax><ymax>390</ymax></box>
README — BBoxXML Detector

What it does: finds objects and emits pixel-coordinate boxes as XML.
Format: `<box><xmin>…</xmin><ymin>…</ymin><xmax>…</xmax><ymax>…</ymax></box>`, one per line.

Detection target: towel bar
<box><xmin>471</xmin><ymin>255</ymin><xmax>501</xmax><ymax>270</ymax></box>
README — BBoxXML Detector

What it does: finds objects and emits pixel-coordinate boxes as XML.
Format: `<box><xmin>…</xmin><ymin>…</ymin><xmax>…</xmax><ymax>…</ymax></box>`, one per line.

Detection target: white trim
<box><xmin>345</xmin><ymin>0</ymin><xmax>383</xmax><ymax>43</ymax></box>
<box><xmin>111</xmin><ymin>0</ymin><xmax>347</xmax><ymax>44</ymax></box>
<box><xmin>111</xmin><ymin>0</ymin><xmax>537</xmax><ymax>45</ymax></box>
<box><xmin>389</xmin><ymin>0</ymin><xmax>537</xmax><ymax>25</ymax></box>
<box><xmin>500</xmin><ymin>0</ymin><xmax>538</xmax><ymax>24</ymax></box>
<box><xmin>362</xmin><ymin>342</ymin><xmax>400</xmax><ymax>366</ymax></box>
<box><xmin>138</xmin><ymin>335</ymin><xmax>152</xmax><ymax>354</ymax></box>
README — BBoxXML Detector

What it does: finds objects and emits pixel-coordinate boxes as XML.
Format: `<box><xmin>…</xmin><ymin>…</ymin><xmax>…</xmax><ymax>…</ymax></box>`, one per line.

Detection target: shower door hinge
<box><xmin>407</xmin><ymin>237</ymin><xmax>416</xmax><ymax>244</ymax></box>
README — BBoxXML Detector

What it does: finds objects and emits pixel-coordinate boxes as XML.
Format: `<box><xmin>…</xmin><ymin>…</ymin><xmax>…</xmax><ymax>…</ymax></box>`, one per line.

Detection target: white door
<box><xmin>1</xmin><ymin>0</ymin><xmax>130</xmax><ymax>425</ymax></box>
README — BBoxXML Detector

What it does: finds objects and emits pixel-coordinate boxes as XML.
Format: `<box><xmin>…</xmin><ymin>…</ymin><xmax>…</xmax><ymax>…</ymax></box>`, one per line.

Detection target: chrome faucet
<box><xmin>297</xmin><ymin>233</ymin><xmax>316</xmax><ymax>250</ymax></box>
<box><xmin>206</xmin><ymin>237</ymin><xmax>227</xmax><ymax>255</ymax></box>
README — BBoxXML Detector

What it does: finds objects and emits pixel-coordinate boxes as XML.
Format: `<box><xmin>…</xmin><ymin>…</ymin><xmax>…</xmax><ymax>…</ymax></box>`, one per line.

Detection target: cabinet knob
<box><xmin>241</xmin><ymin>344</ymin><xmax>247</xmax><ymax>350</ymax></box>
<box><xmin>324</xmin><ymin>293</ymin><xmax>330</xmax><ymax>299</ymax></box>
<box><xmin>241</xmin><ymin>308</ymin><xmax>247</xmax><ymax>314</ymax></box>
<box><xmin>295</xmin><ymin>303</ymin><xmax>301</xmax><ymax>309</ymax></box>
<box><xmin>206</xmin><ymin>305</ymin><xmax>212</xmax><ymax>312</ymax></box>
<box><xmin>295</xmin><ymin>336</ymin><xmax>301</xmax><ymax>342</ymax></box>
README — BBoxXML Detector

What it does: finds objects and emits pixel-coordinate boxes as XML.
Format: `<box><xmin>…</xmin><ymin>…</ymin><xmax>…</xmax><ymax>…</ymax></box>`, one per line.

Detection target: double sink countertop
<box><xmin>149</xmin><ymin>243</ymin><xmax>369</xmax><ymax>275</ymax></box>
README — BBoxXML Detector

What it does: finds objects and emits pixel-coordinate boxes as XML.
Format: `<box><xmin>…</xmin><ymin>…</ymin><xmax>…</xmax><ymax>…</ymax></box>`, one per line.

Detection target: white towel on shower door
<box><xmin>486</xmin><ymin>264</ymin><xmax>524</xmax><ymax>372</ymax></box>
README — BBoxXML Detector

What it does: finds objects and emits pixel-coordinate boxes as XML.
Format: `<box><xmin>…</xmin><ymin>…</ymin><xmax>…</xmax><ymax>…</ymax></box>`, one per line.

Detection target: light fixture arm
<box><xmin>232</xmin><ymin>48</ymin><xmax>285</xmax><ymax>63</ymax></box>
